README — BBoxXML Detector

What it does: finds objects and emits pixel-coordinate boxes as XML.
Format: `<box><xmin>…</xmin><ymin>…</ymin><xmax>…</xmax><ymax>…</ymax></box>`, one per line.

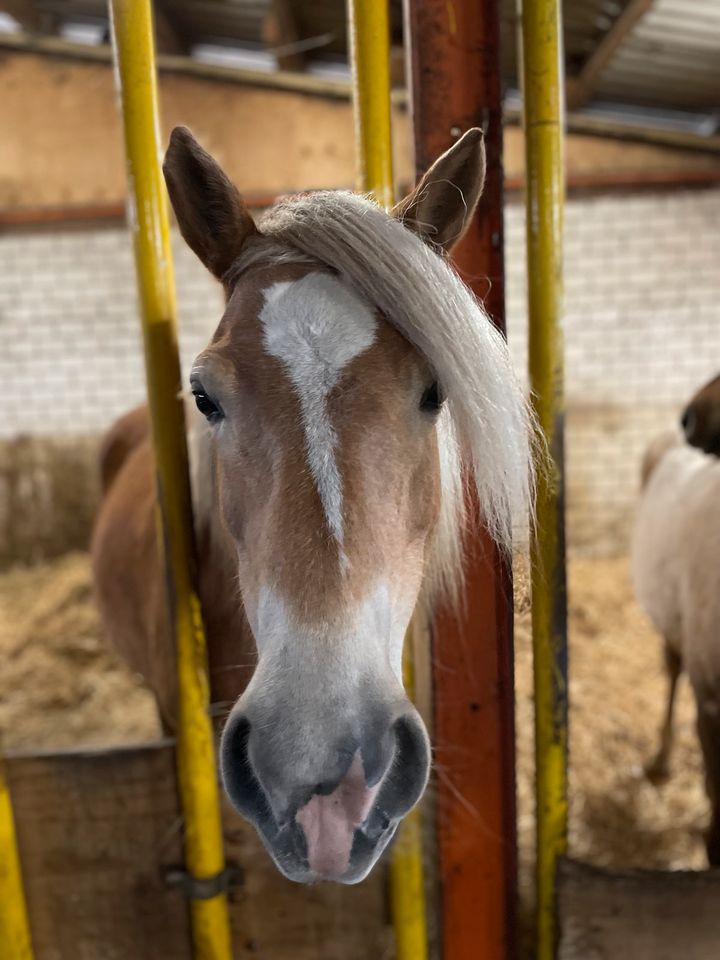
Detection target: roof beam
<box><xmin>262</xmin><ymin>0</ymin><xmax>305</xmax><ymax>72</ymax></box>
<box><xmin>153</xmin><ymin>1</ymin><xmax>187</xmax><ymax>56</ymax></box>
<box><xmin>567</xmin><ymin>0</ymin><xmax>655</xmax><ymax>110</ymax></box>
<box><xmin>1</xmin><ymin>0</ymin><xmax>44</xmax><ymax>32</ymax></box>
<box><xmin>4</xmin><ymin>27</ymin><xmax>720</xmax><ymax>155</ymax></box>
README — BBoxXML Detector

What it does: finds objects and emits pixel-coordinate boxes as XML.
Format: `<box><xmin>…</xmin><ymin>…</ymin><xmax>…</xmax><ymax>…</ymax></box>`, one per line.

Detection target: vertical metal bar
<box><xmin>108</xmin><ymin>3</ymin><xmax>233</xmax><ymax>958</ymax></box>
<box><xmin>347</xmin><ymin>3</ymin><xmax>427</xmax><ymax>959</ymax></box>
<box><xmin>403</xmin><ymin>1</ymin><xmax>517</xmax><ymax>958</ymax></box>
<box><xmin>389</xmin><ymin>647</ymin><xmax>429</xmax><ymax>960</ymax></box>
<box><xmin>519</xmin><ymin>1</ymin><xmax>568</xmax><ymax>958</ymax></box>
<box><xmin>347</xmin><ymin>0</ymin><xmax>395</xmax><ymax>206</ymax></box>
<box><xmin>0</xmin><ymin>757</ymin><xmax>34</xmax><ymax>960</ymax></box>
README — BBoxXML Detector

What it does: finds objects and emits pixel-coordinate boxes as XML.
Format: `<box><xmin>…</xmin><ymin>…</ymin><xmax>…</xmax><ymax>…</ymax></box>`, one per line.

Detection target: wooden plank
<box><xmin>262</xmin><ymin>0</ymin><xmax>306</xmax><ymax>72</ymax></box>
<box><xmin>223</xmin><ymin>796</ymin><xmax>392</xmax><ymax>959</ymax></box>
<box><xmin>559</xmin><ymin>858</ymin><xmax>720</xmax><ymax>960</ymax></box>
<box><xmin>2</xmin><ymin>0</ymin><xmax>44</xmax><ymax>32</ymax></box>
<box><xmin>6</xmin><ymin>742</ymin><xmax>191</xmax><ymax>960</ymax></box>
<box><xmin>153</xmin><ymin>2</ymin><xmax>188</xmax><ymax>57</ymax></box>
<box><xmin>0</xmin><ymin>31</ymin><xmax>355</xmax><ymax>100</ymax></box>
<box><xmin>5</xmin><ymin>742</ymin><xmax>392</xmax><ymax>959</ymax></box>
<box><xmin>4</xmin><ymin>164</ymin><xmax>720</xmax><ymax>232</ymax></box>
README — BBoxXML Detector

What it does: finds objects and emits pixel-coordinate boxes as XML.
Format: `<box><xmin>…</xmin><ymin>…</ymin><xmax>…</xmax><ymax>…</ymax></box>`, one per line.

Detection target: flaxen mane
<box><xmin>221</xmin><ymin>190</ymin><xmax>535</xmax><ymax>602</ymax></box>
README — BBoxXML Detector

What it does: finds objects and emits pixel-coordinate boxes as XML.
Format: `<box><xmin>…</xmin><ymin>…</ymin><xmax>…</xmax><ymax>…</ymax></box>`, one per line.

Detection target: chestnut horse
<box><xmin>682</xmin><ymin>372</ymin><xmax>720</xmax><ymax>456</ymax></box>
<box><xmin>632</xmin><ymin>428</ymin><xmax>720</xmax><ymax>864</ymax></box>
<box><xmin>92</xmin><ymin>127</ymin><xmax>533</xmax><ymax>884</ymax></box>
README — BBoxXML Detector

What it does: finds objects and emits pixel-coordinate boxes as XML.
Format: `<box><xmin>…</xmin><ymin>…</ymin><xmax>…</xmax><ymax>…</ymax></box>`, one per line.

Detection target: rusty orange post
<box><xmin>404</xmin><ymin>0</ymin><xmax>516</xmax><ymax>957</ymax></box>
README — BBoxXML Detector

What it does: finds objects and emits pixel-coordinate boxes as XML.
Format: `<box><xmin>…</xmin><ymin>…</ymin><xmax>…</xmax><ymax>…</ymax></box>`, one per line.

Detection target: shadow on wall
<box><xmin>0</xmin><ymin>435</ymin><xmax>100</xmax><ymax>568</ymax></box>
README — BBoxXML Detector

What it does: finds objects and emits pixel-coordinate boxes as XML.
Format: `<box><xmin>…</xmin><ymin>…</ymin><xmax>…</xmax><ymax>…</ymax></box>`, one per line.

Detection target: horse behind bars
<box><xmin>91</xmin><ymin>127</ymin><xmax>534</xmax><ymax>884</ymax></box>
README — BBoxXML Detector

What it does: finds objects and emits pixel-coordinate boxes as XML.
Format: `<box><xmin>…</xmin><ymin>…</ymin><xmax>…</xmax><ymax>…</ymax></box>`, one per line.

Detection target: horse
<box><xmin>681</xmin><ymin>372</ymin><xmax>720</xmax><ymax>456</ymax></box>
<box><xmin>632</xmin><ymin>429</ymin><xmax>720</xmax><ymax>864</ymax></box>
<box><xmin>91</xmin><ymin>126</ymin><xmax>534</xmax><ymax>884</ymax></box>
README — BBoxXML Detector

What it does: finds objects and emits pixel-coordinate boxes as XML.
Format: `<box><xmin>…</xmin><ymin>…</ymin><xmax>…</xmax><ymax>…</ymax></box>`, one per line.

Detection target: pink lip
<box><xmin>295</xmin><ymin>752</ymin><xmax>380</xmax><ymax>879</ymax></box>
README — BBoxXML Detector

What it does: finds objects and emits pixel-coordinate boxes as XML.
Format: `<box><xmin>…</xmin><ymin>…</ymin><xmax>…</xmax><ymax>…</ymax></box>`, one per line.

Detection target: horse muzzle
<box><xmin>681</xmin><ymin>405</ymin><xmax>720</xmax><ymax>457</ymax></box>
<box><xmin>220</xmin><ymin>704</ymin><xmax>430</xmax><ymax>883</ymax></box>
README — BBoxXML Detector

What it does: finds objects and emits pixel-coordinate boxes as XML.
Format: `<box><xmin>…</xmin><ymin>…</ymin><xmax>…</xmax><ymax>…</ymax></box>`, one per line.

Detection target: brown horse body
<box><xmin>92</xmin><ymin>405</ymin><xmax>253</xmax><ymax>730</ymax></box>
<box><xmin>633</xmin><ymin>430</ymin><xmax>720</xmax><ymax>864</ymax></box>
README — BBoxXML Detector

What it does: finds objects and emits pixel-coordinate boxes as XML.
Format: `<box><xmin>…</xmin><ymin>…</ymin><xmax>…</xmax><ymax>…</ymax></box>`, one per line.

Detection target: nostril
<box><xmin>681</xmin><ymin>407</ymin><xmax>696</xmax><ymax>440</ymax></box>
<box><xmin>361</xmin><ymin>712</ymin><xmax>430</xmax><ymax>841</ymax></box>
<box><xmin>220</xmin><ymin>714</ymin><xmax>273</xmax><ymax>829</ymax></box>
<box><xmin>392</xmin><ymin>714</ymin><xmax>431</xmax><ymax>807</ymax></box>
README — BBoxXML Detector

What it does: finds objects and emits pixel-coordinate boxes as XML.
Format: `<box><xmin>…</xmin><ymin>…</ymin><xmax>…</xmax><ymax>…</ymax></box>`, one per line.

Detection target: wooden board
<box><xmin>559</xmin><ymin>858</ymin><xmax>720</xmax><ymax>960</ymax></box>
<box><xmin>6</xmin><ymin>741</ymin><xmax>391</xmax><ymax>959</ymax></box>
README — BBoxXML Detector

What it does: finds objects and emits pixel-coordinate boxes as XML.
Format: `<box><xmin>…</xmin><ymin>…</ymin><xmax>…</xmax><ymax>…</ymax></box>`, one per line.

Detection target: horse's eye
<box><xmin>192</xmin><ymin>388</ymin><xmax>222</xmax><ymax>422</ymax></box>
<box><xmin>420</xmin><ymin>381</ymin><xmax>444</xmax><ymax>414</ymax></box>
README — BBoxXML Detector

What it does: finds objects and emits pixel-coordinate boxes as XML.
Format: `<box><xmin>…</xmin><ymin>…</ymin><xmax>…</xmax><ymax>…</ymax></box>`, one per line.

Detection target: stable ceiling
<box><xmin>0</xmin><ymin>0</ymin><xmax>718</xmax><ymax>143</ymax></box>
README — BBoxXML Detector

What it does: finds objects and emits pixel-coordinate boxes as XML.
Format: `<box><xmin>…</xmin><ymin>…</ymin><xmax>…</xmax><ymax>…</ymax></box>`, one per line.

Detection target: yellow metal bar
<box><xmin>347</xmin><ymin>0</ymin><xmax>395</xmax><ymax>206</ymax></box>
<box><xmin>389</xmin><ymin>633</ymin><xmax>429</xmax><ymax>960</ymax></box>
<box><xmin>347</xmin><ymin>3</ymin><xmax>426</xmax><ymax>955</ymax></box>
<box><xmin>108</xmin><ymin>3</ymin><xmax>233</xmax><ymax>959</ymax></box>
<box><xmin>520</xmin><ymin>2</ymin><xmax>568</xmax><ymax>959</ymax></box>
<box><xmin>0</xmin><ymin>756</ymin><xmax>34</xmax><ymax>960</ymax></box>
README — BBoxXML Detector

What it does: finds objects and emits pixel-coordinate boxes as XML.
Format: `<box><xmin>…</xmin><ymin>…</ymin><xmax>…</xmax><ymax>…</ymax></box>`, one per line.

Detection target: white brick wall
<box><xmin>505</xmin><ymin>188</ymin><xmax>720</xmax><ymax>400</ymax></box>
<box><xmin>0</xmin><ymin>225</ymin><xmax>223</xmax><ymax>436</ymax></box>
<box><xmin>505</xmin><ymin>187</ymin><xmax>720</xmax><ymax>550</ymax></box>
<box><xmin>2</xmin><ymin>187</ymin><xmax>719</xmax><ymax>552</ymax></box>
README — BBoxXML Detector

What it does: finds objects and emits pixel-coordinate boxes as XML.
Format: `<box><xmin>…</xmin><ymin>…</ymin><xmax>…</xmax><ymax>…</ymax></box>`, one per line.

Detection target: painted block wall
<box><xmin>2</xmin><ymin>187</ymin><xmax>719</xmax><ymax>553</ymax></box>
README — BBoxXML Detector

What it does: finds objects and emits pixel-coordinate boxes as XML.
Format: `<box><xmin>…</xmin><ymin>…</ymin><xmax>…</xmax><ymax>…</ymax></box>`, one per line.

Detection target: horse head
<box><xmin>162</xmin><ymin>127</ymin><xmax>532</xmax><ymax>883</ymax></box>
<box><xmin>682</xmin><ymin>373</ymin><xmax>720</xmax><ymax>457</ymax></box>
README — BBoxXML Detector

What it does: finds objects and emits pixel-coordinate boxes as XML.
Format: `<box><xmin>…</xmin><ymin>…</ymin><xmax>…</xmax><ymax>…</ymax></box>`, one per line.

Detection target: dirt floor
<box><xmin>512</xmin><ymin>554</ymin><xmax>708</xmax><ymax>951</ymax></box>
<box><xmin>0</xmin><ymin>550</ymin><xmax>710</xmax><ymax>919</ymax></box>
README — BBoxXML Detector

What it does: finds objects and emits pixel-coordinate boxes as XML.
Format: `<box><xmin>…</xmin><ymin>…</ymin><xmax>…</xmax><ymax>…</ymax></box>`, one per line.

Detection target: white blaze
<box><xmin>250</xmin><ymin>581</ymin><xmax>409</xmax><ymax>684</ymax></box>
<box><xmin>260</xmin><ymin>273</ymin><xmax>377</xmax><ymax>555</ymax></box>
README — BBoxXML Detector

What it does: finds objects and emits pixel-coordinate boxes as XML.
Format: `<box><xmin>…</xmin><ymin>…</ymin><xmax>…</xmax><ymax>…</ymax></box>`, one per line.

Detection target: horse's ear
<box><xmin>163</xmin><ymin>126</ymin><xmax>258</xmax><ymax>281</ymax></box>
<box><xmin>393</xmin><ymin>128</ymin><xmax>486</xmax><ymax>253</ymax></box>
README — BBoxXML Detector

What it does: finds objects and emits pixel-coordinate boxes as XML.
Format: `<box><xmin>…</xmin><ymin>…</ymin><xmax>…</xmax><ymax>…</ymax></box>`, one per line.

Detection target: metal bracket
<box><xmin>164</xmin><ymin>863</ymin><xmax>242</xmax><ymax>900</ymax></box>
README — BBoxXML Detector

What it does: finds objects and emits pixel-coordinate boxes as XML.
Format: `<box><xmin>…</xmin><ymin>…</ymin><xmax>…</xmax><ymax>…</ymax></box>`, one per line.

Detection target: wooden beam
<box><xmin>153</xmin><ymin>1</ymin><xmax>187</xmax><ymax>56</ymax></box>
<box><xmin>389</xmin><ymin>45</ymin><xmax>405</xmax><ymax>89</ymax></box>
<box><xmin>5</xmin><ymin>742</ymin><xmax>392</xmax><ymax>959</ymax></box>
<box><xmin>262</xmin><ymin>0</ymin><xmax>305</xmax><ymax>73</ymax></box>
<box><xmin>1</xmin><ymin>0</ymin><xmax>43</xmax><ymax>32</ymax></box>
<box><xmin>1</xmin><ymin>30</ymin><xmax>719</xmax><ymax>154</ymax></box>
<box><xmin>559</xmin><ymin>858</ymin><xmax>720</xmax><ymax>959</ymax></box>
<box><xmin>567</xmin><ymin>0</ymin><xmax>655</xmax><ymax>109</ymax></box>
<box><xmin>0</xmin><ymin>30</ymin><xmax>351</xmax><ymax>98</ymax></box>
<box><xmin>503</xmin><ymin>100</ymin><xmax>720</xmax><ymax>155</ymax></box>
<box><xmin>5</xmin><ymin>166</ymin><xmax>720</xmax><ymax>228</ymax></box>
<box><xmin>0</xmin><ymin>193</ymin><xmax>286</xmax><ymax>226</ymax></box>
<box><xmin>506</xmin><ymin>166</ymin><xmax>720</xmax><ymax>192</ymax></box>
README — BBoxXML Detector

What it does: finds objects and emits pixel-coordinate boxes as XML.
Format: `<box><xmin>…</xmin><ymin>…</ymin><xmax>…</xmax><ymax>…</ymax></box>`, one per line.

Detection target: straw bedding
<box><xmin>0</xmin><ymin>552</ymin><xmax>707</xmax><ymax>882</ymax></box>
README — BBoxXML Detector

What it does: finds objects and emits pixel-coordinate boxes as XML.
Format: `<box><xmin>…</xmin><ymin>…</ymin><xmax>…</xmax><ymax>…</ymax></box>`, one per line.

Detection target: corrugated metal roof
<box><xmin>593</xmin><ymin>0</ymin><xmax>720</xmax><ymax>109</ymax></box>
<box><xmin>502</xmin><ymin>0</ymin><xmax>629</xmax><ymax>77</ymax></box>
<box><xmin>502</xmin><ymin>0</ymin><xmax>719</xmax><ymax>112</ymax></box>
